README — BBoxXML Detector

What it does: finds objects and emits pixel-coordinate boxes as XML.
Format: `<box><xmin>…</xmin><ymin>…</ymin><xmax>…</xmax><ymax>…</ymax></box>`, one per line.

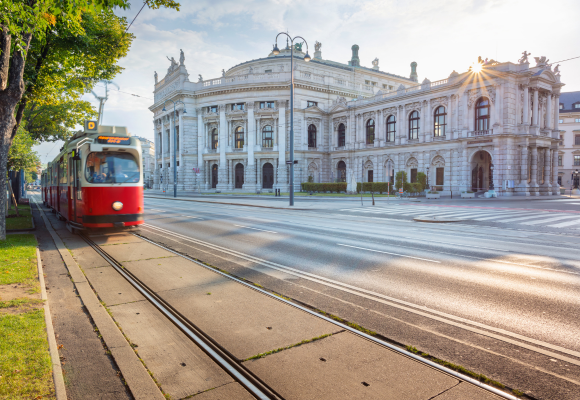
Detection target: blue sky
<box><xmin>34</xmin><ymin>0</ymin><xmax>580</xmax><ymax>163</ymax></box>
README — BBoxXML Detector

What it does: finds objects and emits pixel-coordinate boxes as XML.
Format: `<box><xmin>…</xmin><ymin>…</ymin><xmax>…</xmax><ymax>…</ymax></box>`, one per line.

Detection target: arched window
<box><xmin>433</xmin><ymin>106</ymin><xmax>446</xmax><ymax>137</ymax></box>
<box><xmin>338</xmin><ymin>123</ymin><xmax>346</xmax><ymax>147</ymax></box>
<box><xmin>475</xmin><ymin>98</ymin><xmax>490</xmax><ymax>131</ymax></box>
<box><xmin>366</xmin><ymin>119</ymin><xmax>375</xmax><ymax>144</ymax></box>
<box><xmin>386</xmin><ymin>115</ymin><xmax>396</xmax><ymax>142</ymax></box>
<box><xmin>409</xmin><ymin>111</ymin><xmax>419</xmax><ymax>140</ymax></box>
<box><xmin>211</xmin><ymin>128</ymin><xmax>218</xmax><ymax>149</ymax></box>
<box><xmin>262</xmin><ymin>125</ymin><xmax>273</xmax><ymax>147</ymax></box>
<box><xmin>337</xmin><ymin>161</ymin><xmax>346</xmax><ymax>182</ymax></box>
<box><xmin>308</xmin><ymin>124</ymin><xmax>317</xmax><ymax>148</ymax></box>
<box><xmin>235</xmin><ymin>126</ymin><xmax>244</xmax><ymax>149</ymax></box>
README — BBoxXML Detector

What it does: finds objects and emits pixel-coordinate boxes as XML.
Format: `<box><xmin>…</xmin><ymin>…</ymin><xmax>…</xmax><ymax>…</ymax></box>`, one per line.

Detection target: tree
<box><xmin>8</xmin><ymin>126</ymin><xmax>40</xmax><ymax>172</ymax></box>
<box><xmin>0</xmin><ymin>0</ymin><xmax>180</xmax><ymax>240</ymax></box>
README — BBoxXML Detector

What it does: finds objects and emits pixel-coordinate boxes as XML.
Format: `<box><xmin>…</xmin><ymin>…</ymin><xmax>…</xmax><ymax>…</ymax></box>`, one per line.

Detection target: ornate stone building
<box><xmin>150</xmin><ymin>45</ymin><xmax>563</xmax><ymax>196</ymax></box>
<box><xmin>557</xmin><ymin>91</ymin><xmax>580</xmax><ymax>190</ymax></box>
<box><xmin>135</xmin><ymin>136</ymin><xmax>155</xmax><ymax>188</ymax></box>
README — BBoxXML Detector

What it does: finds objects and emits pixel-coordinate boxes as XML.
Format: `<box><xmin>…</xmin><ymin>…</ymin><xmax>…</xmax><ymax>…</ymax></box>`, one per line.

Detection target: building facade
<box><xmin>150</xmin><ymin>45</ymin><xmax>564</xmax><ymax>196</ymax></box>
<box><xmin>557</xmin><ymin>91</ymin><xmax>580</xmax><ymax>189</ymax></box>
<box><xmin>136</xmin><ymin>136</ymin><xmax>155</xmax><ymax>188</ymax></box>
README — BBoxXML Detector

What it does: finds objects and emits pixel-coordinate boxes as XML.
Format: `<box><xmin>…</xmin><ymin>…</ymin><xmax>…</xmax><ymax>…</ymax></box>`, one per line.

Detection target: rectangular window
<box><xmin>260</xmin><ymin>101</ymin><xmax>275</xmax><ymax>109</ymax></box>
<box><xmin>575</xmin><ymin>118</ymin><xmax>580</xmax><ymax>123</ymax></box>
<box><xmin>264</xmin><ymin>69</ymin><xmax>272</xmax><ymax>73</ymax></box>
<box><xmin>575</xmin><ymin>104</ymin><xmax>580</xmax><ymax>109</ymax></box>
<box><xmin>559</xmin><ymin>104</ymin><xmax>563</xmax><ymax>109</ymax></box>
<box><xmin>559</xmin><ymin>119</ymin><xmax>564</xmax><ymax>123</ymax></box>
<box><xmin>436</xmin><ymin>168</ymin><xmax>444</xmax><ymax>186</ymax></box>
<box><xmin>575</xmin><ymin>156</ymin><xmax>580</xmax><ymax>166</ymax></box>
<box><xmin>231</xmin><ymin>103</ymin><xmax>245</xmax><ymax>111</ymax></box>
<box><xmin>235</xmin><ymin>130</ymin><xmax>244</xmax><ymax>149</ymax></box>
<box><xmin>558</xmin><ymin>155</ymin><xmax>563</xmax><ymax>166</ymax></box>
<box><xmin>208</xmin><ymin>105</ymin><xmax>218</xmax><ymax>113</ymax></box>
<box><xmin>410</xmin><ymin>168</ymin><xmax>417</xmax><ymax>183</ymax></box>
<box><xmin>176</xmin><ymin>161</ymin><xmax>179</xmax><ymax>166</ymax></box>
<box><xmin>367</xmin><ymin>170</ymin><xmax>373</xmax><ymax>183</ymax></box>
<box><xmin>159</xmin><ymin>164</ymin><xmax>162</xmax><ymax>169</ymax></box>
<box><xmin>575</xmin><ymin>135</ymin><xmax>580</xmax><ymax>145</ymax></box>
<box><xmin>307</xmin><ymin>101</ymin><xmax>318</xmax><ymax>108</ymax></box>
<box><xmin>558</xmin><ymin>176</ymin><xmax>562</xmax><ymax>186</ymax></box>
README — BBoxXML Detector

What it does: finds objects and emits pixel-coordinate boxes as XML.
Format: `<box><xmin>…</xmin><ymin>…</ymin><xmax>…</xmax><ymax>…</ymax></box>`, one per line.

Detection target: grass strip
<box><xmin>0</xmin><ymin>234</ymin><xmax>39</xmax><ymax>287</ymax></box>
<box><xmin>316</xmin><ymin>309</ymin><xmax>376</xmax><ymax>336</ymax></box>
<box><xmin>6</xmin><ymin>204</ymin><xmax>33</xmax><ymax>230</ymax></box>
<box><xmin>0</xmin><ymin>298</ymin><xmax>44</xmax><ymax>309</ymax></box>
<box><xmin>244</xmin><ymin>333</ymin><xmax>333</xmax><ymax>361</ymax></box>
<box><xmin>405</xmin><ymin>345</ymin><xmax>508</xmax><ymax>392</ymax></box>
<box><xmin>0</xmin><ymin>309</ymin><xmax>54</xmax><ymax>398</ymax></box>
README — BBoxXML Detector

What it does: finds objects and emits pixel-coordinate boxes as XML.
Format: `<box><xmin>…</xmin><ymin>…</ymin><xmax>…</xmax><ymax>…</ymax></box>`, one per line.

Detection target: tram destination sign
<box><xmin>97</xmin><ymin>136</ymin><xmax>131</xmax><ymax>145</ymax></box>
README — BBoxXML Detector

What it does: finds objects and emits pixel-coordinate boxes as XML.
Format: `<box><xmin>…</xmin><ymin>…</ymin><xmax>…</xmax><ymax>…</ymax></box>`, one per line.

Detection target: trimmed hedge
<box><xmin>301</xmin><ymin>182</ymin><xmax>347</xmax><ymax>193</ymax></box>
<box><xmin>356</xmin><ymin>182</ymin><xmax>393</xmax><ymax>194</ymax></box>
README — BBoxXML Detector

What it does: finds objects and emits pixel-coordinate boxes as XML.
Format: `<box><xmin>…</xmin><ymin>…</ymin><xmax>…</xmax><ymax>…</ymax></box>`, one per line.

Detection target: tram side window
<box><xmin>59</xmin><ymin>159</ymin><xmax>68</xmax><ymax>184</ymax></box>
<box><xmin>85</xmin><ymin>152</ymin><xmax>140</xmax><ymax>183</ymax></box>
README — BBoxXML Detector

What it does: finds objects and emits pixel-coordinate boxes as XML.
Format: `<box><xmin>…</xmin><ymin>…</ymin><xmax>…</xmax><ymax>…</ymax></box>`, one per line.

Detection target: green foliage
<box><xmin>417</xmin><ymin>172</ymin><xmax>426</xmax><ymax>190</ymax></box>
<box><xmin>356</xmin><ymin>182</ymin><xmax>391</xmax><ymax>194</ymax></box>
<box><xmin>411</xmin><ymin>182</ymin><xmax>423</xmax><ymax>193</ymax></box>
<box><xmin>395</xmin><ymin>171</ymin><xmax>407</xmax><ymax>190</ymax></box>
<box><xmin>7</xmin><ymin>205</ymin><xmax>33</xmax><ymax>230</ymax></box>
<box><xmin>307</xmin><ymin>175</ymin><xmax>314</xmax><ymax>183</ymax></box>
<box><xmin>302</xmin><ymin>182</ymin><xmax>347</xmax><ymax>193</ymax></box>
<box><xmin>8</xmin><ymin>127</ymin><xmax>40</xmax><ymax>172</ymax></box>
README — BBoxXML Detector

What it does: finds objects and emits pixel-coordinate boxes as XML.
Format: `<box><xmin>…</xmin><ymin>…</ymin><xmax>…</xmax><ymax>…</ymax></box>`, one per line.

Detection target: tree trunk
<box><xmin>0</xmin><ymin>31</ymin><xmax>32</xmax><ymax>240</ymax></box>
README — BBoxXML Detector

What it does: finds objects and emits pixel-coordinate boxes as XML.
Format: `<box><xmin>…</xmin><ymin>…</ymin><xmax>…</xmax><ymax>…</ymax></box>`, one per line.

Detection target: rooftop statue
<box><xmin>315</xmin><ymin>41</ymin><xmax>321</xmax><ymax>52</ymax></box>
<box><xmin>180</xmin><ymin>49</ymin><xmax>185</xmax><ymax>66</ymax></box>
<box><xmin>534</xmin><ymin>56</ymin><xmax>549</xmax><ymax>68</ymax></box>
<box><xmin>222</xmin><ymin>69</ymin><xmax>226</xmax><ymax>77</ymax></box>
<box><xmin>166</xmin><ymin>56</ymin><xmax>178</xmax><ymax>73</ymax></box>
<box><xmin>154</xmin><ymin>71</ymin><xmax>158</xmax><ymax>84</ymax></box>
<box><xmin>553</xmin><ymin>64</ymin><xmax>561</xmax><ymax>75</ymax></box>
<box><xmin>198</xmin><ymin>74</ymin><xmax>203</xmax><ymax>82</ymax></box>
<box><xmin>294</xmin><ymin>42</ymin><xmax>303</xmax><ymax>52</ymax></box>
<box><xmin>372</xmin><ymin>58</ymin><xmax>379</xmax><ymax>67</ymax></box>
<box><xmin>518</xmin><ymin>51</ymin><xmax>530</xmax><ymax>64</ymax></box>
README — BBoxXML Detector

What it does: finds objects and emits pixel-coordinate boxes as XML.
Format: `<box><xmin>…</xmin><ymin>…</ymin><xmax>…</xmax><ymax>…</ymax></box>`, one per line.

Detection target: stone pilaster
<box><xmin>217</xmin><ymin>104</ymin><xmax>228</xmax><ymax>190</ymax></box>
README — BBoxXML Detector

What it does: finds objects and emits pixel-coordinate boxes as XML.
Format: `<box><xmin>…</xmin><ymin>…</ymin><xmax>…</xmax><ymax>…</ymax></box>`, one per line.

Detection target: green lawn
<box><xmin>0</xmin><ymin>234</ymin><xmax>53</xmax><ymax>398</ymax></box>
<box><xmin>6</xmin><ymin>204</ymin><xmax>33</xmax><ymax>230</ymax></box>
<box><xmin>0</xmin><ymin>234</ymin><xmax>39</xmax><ymax>288</ymax></box>
<box><xmin>0</xmin><ymin>309</ymin><xmax>54</xmax><ymax>399</ymax></box>
<box><xmin>199</xmin><ymin>192</ymin><xmax>396</xmax><ymax>198</ymax></box>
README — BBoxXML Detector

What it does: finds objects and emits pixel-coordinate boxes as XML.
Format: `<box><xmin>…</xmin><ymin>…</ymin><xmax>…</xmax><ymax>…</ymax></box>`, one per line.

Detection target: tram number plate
<box><xmin>97</xmin><ymin>136</ymin><xmax>131</xmax><ymax>145</ymax></box>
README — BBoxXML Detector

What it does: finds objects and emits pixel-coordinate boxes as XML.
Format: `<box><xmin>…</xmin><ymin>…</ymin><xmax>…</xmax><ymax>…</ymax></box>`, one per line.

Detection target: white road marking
<box><xmin>549</xmin><ymin>218</ymin><xmax>580</xmax><ymax>228</ymax></box>
<box><xmin>401</xmin><ymin>237</ymin><xmax>508</xmax><ymax>252</ymax></box>
<box><xmin>337</xmin><ymin>243</ymin><xmax>440</xmax><ymax>263</ymax></box>
<box><xmin>520</xmin><ymin>215</ymin><xmax>576</xmax><ymax>225</ymax></box>
<box><xmin>181</xmin><ymin>215</ymin><xmax>203</xmax><ymax>219</ymax></box>
<box><xmin>233</xmin><ymin>225</ymin><xmax>277</xmax><ymax>233</ymax></box>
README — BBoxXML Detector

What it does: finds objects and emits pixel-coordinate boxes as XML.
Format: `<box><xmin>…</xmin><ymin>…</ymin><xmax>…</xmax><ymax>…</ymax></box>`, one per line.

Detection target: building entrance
<box><xmin>263</xmin><ymin>163</ymin><xmax>274</xmax><ymax>189</ymax></box>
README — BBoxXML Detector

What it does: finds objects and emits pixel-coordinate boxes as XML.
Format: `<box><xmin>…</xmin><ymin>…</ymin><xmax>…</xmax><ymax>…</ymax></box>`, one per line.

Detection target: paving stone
<box><xmin>193</xmin><ymin>382</ymin><xmax>255</xmax><ymax>400</ymax></box>
<box><xmin>103</xmin><ymin>241</ymin><xmax>176</xmax><ymax>262</ymax></box>
<box><xmin>109</xmin><ymin>300</ymin><xmax>234</xmax><ymax>399</ymax></box>
<box><xmin>84</xmin><ymin>266</ymin><xmax>146</xmax><ymax>306</ymax></box>
<box><xmin>244</xmin><ymin>331</ymin><xmax>459</xmax><ymax>400</ymax></box>
<box><xmin>432</xmin><ymin>381</ymin><xmax>504</xmax><ymax>399</ymax></box>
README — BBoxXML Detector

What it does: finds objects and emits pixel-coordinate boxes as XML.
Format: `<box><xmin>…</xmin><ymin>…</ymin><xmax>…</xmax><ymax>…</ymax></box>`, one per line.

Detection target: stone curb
<box><xmin>413</xmin><ymin>216</ymin><xmax>464</xmax><ymax>223</ymax></box>
<box><xmin>144</xmin><ymin>195</ymin><xmax>310</xmax><ymax>210</ymax></box>
<box><xmin>33</xmin><ymin>200</ymin><xmax>165</xmax><ymax>400</ymax></box>
<box><xmin>36</xmin><ymin>246</ymin><xmax>67</xmax><ymax>400</ymax></box>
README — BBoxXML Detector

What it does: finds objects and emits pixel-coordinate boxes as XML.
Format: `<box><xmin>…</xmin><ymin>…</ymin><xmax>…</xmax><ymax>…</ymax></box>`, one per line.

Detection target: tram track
<box><xmin>79</xmin><ymin>233</ymin><xmax>284</xmax><ymax>400</ymax></box>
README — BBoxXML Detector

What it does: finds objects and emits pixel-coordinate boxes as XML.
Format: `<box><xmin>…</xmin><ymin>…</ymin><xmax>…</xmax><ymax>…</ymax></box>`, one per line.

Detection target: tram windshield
<box><xmin>85</xmin><ymin>152</ymin><xmax>140</xmax><ymax>183</ymax></box>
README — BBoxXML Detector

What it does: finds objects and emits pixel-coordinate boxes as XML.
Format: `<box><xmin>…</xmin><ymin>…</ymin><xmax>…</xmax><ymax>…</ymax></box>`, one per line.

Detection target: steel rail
<box><xmin>79</xmin><ymin>234</ymin><xmax>283</xmax><ymax>400</ymax></box>
<box><xmin>133</xmin><ymin>230</ymin><xmax>521</xmax><ymax>400</ymax></box>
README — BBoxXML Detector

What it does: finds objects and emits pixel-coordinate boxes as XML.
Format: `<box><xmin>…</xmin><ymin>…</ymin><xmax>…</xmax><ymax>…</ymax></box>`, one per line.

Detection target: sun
<box><xmin>470</xmin><ymin>62</ymin><xmax>483</xmax><ymax>73</ymax></box>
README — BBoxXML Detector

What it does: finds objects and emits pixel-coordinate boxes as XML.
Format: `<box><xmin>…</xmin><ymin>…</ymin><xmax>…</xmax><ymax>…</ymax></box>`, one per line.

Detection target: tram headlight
<box><xmin>112</xmin><ymin>201</ymin><xmax>123</xmax><ymax>211</ymax></box>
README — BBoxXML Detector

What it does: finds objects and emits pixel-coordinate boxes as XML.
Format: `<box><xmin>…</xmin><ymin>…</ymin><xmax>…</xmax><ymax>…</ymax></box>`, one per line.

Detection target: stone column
<box><xmin>396</xmin><ymin>106</ymin><xmax>401</xmax><ymax>145</ymax></box>
<box><xmin>169</xmin><ymin>114</ymin><xmax>175</xmax><ymax>185</ymax></box>
<box><xmin>546</xmin><ymin>94</ymin><xmax>553</xmax><ymax>130</ymax></box>
<box><xmin>529</xmin><ymin>146</ymin><xmax>538</xmax><ymax>195</ymax></box>
<box><xmin>532</xmin><ymin>89</ymin><xmax>539</xmax><ymax>126</ymax></box>
<box><xmin>374</xmin><ymin>111</ymin><xmax>381</xmax><ymax>147</ymax></box>
<box><xmin>217</xmin><ymin>104</ymin><xmax>228</xmax><ymax>190</ymax></box>
<box><xmin>178</xmin><ymin>111</ymin><xmax>184</xmax><ymax>189</ymax></box>
<box><xmin>301</xmin><ymin>112</ymin><xmax>307</xmax><ymax>149</ymax></box>
<box><xmin>204</xmin><ymin>159</ymin><xmax>209</xmax><ymax>189</ymax></box>
<box><xmin>425</xmin><ymin>100</ymin><xmax>431</xmax><ymax>142</ymax></box>
<box><xmin>197</xmin><ymin>109</ymin><xmax>204</xmax><ymax>189</ymax></box>
<box><xmin>462</xmin><ymin>91</ymin><xmax>469</xmax><ymax>135</ymax></box>
<box><xmin>554</xmin><ymin>95</ymin><xmax>560</xmax><ymax>132</ymax></box>
<box><xmin>523</xmin><ymin>86</ymin><xmax>529</xmax><ymax>126</ymax></box>
<box><xmin>401</xmin><ymin>108</ymin><xmax>407</xmax><ymax>145</ymax></box>
<box><xmin>540</xmin><ymin>148</ymin><xmax>551</xmax><ymax>195</ymax></box>
<box><xmin>227</xmin><ymin>159</ymin><xmax>233</xmax><ymax>190</ymax></box>
<box><xmin>257</xmin><ymin>158</ymin><xmax>262</xmax><ymax>188</ymax></box>
<box><xmin>153</xmin><ymin>124</ymin><xmax>159</xmax><ymax>189</ymax></box>
<box><xmin>276</xmin><ymin>103</ymin><xmax>287</xmax><ymax>187</ymax></box>
<box><xmin>552</xmin><ymin>149</ymin><xmax>559</xmax><ymax>194</ymax></box>
<box><xmin>494</xmin><ymin>85</ymin><xmax>501</xmax><ymax>129</ymax></box>
<box><xmin>244</xmin><ymin>103</ymin><xmax>256</xmax><ymax>190</ymax></box>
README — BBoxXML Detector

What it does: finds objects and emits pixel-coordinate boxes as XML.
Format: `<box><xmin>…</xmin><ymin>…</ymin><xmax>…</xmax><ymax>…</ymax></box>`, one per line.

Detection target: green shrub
<box><xmin>417</xmin><ymin>172</ymin><xmax>426</xmax><ymax>191</ymax></box>
<box><xmin>411</xmin><ymin>182</ymin><xmax>423</xmax><ymax>193</ymax></box>
<box><xmin>301</xmin><ymin>182</ymin><xmax>346</xmax><ymax>193</ymax></box>
<box><xmin>395</xmin><ymin>171</ymin><xmax>407</xmax><ymax>190</ymax></box>
<box><xmin>428</xmin><ymin>191</ymin><xmax>439</xmax><ymax>194</ymax></box>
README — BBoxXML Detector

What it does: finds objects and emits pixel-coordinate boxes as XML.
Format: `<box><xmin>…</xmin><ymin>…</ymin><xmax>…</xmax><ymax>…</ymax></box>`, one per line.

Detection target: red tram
<box><xmin>42</xmin><ymin>122</ymin><xmax>144</xmax><ymax>232</ymax></box>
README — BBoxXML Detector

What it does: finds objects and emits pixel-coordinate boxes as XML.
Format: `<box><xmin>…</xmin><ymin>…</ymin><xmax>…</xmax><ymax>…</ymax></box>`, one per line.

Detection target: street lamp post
<box><xmin>271</xmin><ymin>33</ymin><xmax>311</xmax><ymax>206</ymax></box>
<box><xmin>162</xmin><ymin>99</ymin><xmax>187</xmax><ymax>198</ymax></box>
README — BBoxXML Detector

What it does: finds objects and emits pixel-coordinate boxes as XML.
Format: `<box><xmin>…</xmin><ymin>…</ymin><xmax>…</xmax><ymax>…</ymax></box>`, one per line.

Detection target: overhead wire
<box><xmin>125</xmin><ymin>0</ymin><xmax>149</xmax><ymax>33</ymax></box>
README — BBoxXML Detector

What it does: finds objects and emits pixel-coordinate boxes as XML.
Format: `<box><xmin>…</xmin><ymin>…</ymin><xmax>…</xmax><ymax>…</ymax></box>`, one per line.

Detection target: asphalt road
<box><xmin>139</xmin><ymin>197</ymin><xmax>580</xmax><ymax>400</ymax></box>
